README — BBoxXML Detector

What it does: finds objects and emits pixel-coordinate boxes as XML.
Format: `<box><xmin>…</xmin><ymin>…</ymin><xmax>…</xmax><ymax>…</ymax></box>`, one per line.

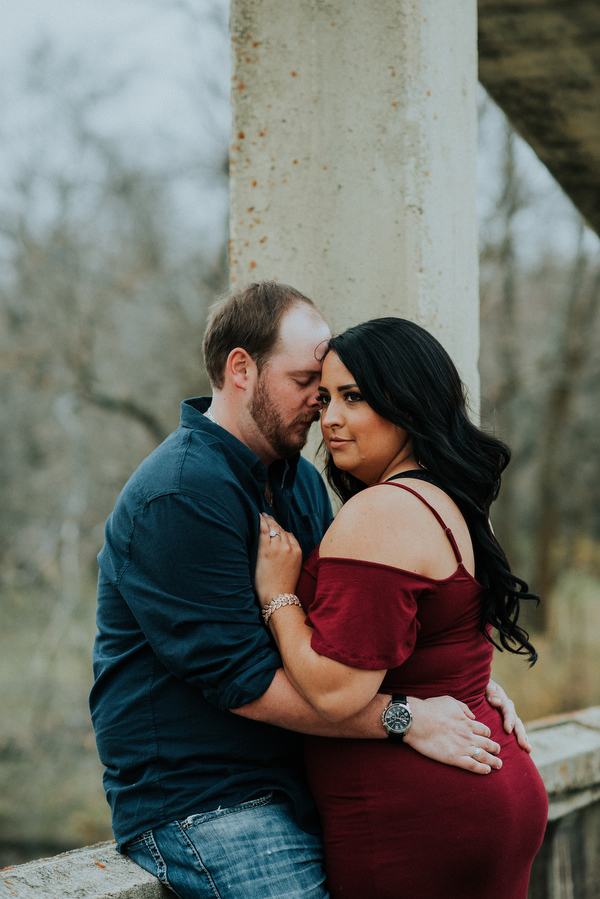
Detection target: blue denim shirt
<box><xmin>90</xmin><ymin>397</ymin><xmax>333</xmax><ymax>848</ymax></box>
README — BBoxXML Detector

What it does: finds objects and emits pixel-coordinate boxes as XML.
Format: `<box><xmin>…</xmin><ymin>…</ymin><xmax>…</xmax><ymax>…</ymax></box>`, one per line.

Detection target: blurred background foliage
<box><xmin>477</xmin><ymin>95</ymin><xmax>600</xmax><ymax>724</ymax></box>
<box><xmin>0</xmin><ymin>0</ymin><xmax>229</xmax><ymax>865</ymax></box>
<box><xmin>1</xmin><ymin>0</ymin><xmax>600</xmax><ymax>868</ymax></box>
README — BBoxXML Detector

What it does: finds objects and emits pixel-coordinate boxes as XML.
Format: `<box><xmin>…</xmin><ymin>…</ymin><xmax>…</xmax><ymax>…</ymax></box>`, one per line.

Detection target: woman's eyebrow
<box><xmin>318</xmin><ymin>382</ymin><xmax>359</xmax><ymax>393</ymax></box>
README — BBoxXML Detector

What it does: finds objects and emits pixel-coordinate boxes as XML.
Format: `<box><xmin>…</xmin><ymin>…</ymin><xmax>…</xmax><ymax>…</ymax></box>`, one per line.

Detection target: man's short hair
<box><xmin>203</xmin><ymin>281</ymin><xmax>319</xmax><ymax>388</ymax></box>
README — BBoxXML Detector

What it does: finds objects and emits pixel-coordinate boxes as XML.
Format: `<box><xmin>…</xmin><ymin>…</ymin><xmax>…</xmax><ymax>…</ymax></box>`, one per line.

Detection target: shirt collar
<box><xmin>180</xmin><ymin>397</ymin><xmax>300</xmax><ymax>491</ymax></box>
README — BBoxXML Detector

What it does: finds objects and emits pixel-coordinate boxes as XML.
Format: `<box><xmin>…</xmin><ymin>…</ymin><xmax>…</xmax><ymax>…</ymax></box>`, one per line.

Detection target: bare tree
<box><xmin>533</xmin><ymin>233</ymin><xmax>600</xmax><ymax>617</ymax></box>
<box><xmin>479</xmin><ymin>113</ymin><xmax>531</xmax><ymax>568</ymax></box>
<box><xmin>479</xmin><ymin>93</ymin><xmax>600</xmax><ymax>630</ymax></box>
<box><xmin>0</xmin><ymin>37</ymin><xmax>228</xmax><ymax>585</ymax></box>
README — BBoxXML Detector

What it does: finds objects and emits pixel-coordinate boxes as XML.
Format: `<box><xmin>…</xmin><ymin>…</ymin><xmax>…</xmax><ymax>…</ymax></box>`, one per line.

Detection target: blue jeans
<box><xmin>124</xmin><ymin>792</ymin><xmax>329</xmax><ymax>898</ymax></box>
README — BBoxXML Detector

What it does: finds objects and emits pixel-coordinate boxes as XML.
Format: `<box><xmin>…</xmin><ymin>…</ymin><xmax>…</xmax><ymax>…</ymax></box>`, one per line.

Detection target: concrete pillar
<box><xmin>229</xmin><ymin>0</ymin><xmax>480</xmax><ymax>404</ymax></box>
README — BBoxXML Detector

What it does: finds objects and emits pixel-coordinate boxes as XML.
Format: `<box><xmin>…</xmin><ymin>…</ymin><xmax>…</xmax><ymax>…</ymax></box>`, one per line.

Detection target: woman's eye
<box><xmin>345</xmin><ymin>392</ymin><xmax>363</xmax><ymax>403</ymax></box>
<box><xmin>319</xmin><ymin>394</ymin><xmax>330</xmax><ymax>405</ymax></box>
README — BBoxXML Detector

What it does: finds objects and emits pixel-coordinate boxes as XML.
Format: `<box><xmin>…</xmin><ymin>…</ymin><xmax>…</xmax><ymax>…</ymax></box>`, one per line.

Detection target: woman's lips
<box><xmin>328</xmin><ymin>437</ymin><xmax>353</xmax><ymax>448</ymax></box>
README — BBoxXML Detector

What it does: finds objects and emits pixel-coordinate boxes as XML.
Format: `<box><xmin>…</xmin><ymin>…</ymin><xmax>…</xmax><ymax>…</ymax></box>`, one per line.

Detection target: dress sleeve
<box><xmin>304</xmin><ymin>557</ymin><xmax>421</xmax><ymax>670</ymax></box>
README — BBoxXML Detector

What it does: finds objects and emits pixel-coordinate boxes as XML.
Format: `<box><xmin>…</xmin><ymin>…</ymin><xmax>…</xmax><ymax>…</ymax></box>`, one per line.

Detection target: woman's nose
<box><xmin>321</xmin><ymin>401</ymin><xmax>342</xmax><ymax>428</ymax></box>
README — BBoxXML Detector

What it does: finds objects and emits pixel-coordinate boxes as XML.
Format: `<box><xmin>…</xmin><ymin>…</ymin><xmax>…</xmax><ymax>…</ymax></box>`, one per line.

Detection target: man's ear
<box><xmin>226</xmin><ymin>347</ymin><xmax>257</xmax><ymax>390</ymax></box>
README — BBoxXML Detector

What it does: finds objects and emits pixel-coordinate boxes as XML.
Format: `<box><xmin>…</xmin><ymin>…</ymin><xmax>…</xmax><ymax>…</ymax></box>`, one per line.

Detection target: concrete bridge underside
<box><xmin>478</xmin><ymin>0</ymin><xmax>600</xmax><ymax>236</ymax></box>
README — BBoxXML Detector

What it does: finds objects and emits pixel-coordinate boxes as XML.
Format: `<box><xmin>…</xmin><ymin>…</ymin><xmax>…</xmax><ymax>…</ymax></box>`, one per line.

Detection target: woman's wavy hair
<box><xmin>324</xmin><ymin>317</ymin><xmax>538</xmax><ymax>664</ymax></box>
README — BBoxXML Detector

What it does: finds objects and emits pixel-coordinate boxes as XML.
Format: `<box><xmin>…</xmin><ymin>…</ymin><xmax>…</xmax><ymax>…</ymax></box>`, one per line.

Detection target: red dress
<box><xmin>298</xmin><ymin>483</ymin><xmax>547</xmax><ymax>899</ymax></box>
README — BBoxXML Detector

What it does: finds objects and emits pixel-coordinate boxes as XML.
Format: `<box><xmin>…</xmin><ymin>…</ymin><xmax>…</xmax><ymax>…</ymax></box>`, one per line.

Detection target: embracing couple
<box><xmin>90</xmin><ymin>281</ymin><xmax>547</xmax><ymax>899</ymax></box>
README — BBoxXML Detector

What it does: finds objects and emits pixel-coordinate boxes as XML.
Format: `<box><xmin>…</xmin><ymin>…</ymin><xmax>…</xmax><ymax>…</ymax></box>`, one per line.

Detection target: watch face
<box><xmin>385</xmin><ymin>704</ymin><xmax>411</xmax><ymax>734</ymax></box>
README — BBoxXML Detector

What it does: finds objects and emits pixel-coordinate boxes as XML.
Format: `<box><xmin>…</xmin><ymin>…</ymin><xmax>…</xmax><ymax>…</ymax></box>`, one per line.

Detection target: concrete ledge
<box><xmin>0</xmin><ymin>841</ymin><xmax>171</xmax><ymax>899</ymax></box>
<box><xmin>528</xmin><ymin>706</ymin><xmax>600</xmax><ymax>821</ymax></box>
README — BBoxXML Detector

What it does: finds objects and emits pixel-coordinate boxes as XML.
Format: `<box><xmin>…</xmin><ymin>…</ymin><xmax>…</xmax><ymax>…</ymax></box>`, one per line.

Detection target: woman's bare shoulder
<box><xmin>321</xmin><ymin>481</ymin><xmax>472</xmax><ymax>575</ymax></box>
<box><xmin>321</xmin><ymin>484</ymin><xmax>423</xmax><ymax>562</ymax></box>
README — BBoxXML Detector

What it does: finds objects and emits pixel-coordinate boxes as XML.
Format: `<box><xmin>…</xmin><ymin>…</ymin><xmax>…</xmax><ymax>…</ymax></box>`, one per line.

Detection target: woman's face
<box><xmin>319</xmin><ymin>352</ymin><xmax>413</xmax><ymax>485</ymax></box>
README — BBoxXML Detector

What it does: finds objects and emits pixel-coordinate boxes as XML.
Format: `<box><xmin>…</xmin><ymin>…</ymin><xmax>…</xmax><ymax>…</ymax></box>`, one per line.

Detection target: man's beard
<box><xmin>249</xmin><ymin>376</ymin><xmax>319</xmax><ymax>459</ymax></box>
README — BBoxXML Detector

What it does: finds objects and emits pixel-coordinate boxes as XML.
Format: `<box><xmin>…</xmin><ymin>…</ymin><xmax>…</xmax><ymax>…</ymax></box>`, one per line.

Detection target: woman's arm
<box><xmin>255</xmin><ymin>513</ymin><xmax>527</xmax><ymax>773</ymax></box>
<box><xmin>255</xmin><ymin>513</ymin><xmax>388</xmax><ymax>722</ymax></box>
<box><xmin>256</xmin><ymin>485</ymin><xmax>438</xmax><ymax>721</ymax></box>
<box><xmin>255</xmin><ymin>512</ymin><xmax>530</xmax><ymax>753</ymax></box>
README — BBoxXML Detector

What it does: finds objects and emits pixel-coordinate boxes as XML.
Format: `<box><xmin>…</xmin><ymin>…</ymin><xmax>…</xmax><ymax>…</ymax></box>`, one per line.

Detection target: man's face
<box><xmin>249</xmin><ymin>304</ymin><xmax>330</xmax><ymax>461</ymax></box>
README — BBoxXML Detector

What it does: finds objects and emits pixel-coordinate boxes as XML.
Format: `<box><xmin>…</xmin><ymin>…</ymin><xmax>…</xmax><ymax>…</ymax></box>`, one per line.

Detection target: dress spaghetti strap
<box><xmin>371</xmin><ymin>473</ymin><xmax>463</xmax><ymax>564</ymax></box>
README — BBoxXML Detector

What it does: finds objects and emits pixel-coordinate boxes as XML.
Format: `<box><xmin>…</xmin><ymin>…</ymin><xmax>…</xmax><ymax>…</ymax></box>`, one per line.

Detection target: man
<box><xmin>90</xmin><ymin>281</ymin><xmax>527</xmax><ymax>899</ymax></box>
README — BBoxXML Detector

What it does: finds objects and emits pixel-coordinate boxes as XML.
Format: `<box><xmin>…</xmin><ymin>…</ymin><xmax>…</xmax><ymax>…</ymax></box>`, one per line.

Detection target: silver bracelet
<box><xmin>262</xmin><ymin>593</ymin><xmax>303</xmax><ymax>626</ymax></box>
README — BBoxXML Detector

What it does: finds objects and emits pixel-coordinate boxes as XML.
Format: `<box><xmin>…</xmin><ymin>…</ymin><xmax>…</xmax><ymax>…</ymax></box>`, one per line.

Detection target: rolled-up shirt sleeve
<box><xmin>104</xmin><ymin>490</ymin><xmax>280</xmax><ymax>711</ymax></box>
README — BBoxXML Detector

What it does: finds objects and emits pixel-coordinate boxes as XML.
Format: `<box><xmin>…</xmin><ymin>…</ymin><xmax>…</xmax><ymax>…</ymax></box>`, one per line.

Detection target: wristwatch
<box><xmin>382</xmin><ymin>694</ymin><xmax>412</xmax><ymax>742</ymax></box>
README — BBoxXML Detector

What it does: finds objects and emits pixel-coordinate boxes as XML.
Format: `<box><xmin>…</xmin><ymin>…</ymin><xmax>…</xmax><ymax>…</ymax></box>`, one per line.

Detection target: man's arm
<box><xmin>232</xmin><ymin>669</ymin><xmax>502</xmax><ymax>775</ymax></box>
<box><xmin>119</xmin><ymin>492</ymin><xmax>288</xmax><ymax>711</ymax></box>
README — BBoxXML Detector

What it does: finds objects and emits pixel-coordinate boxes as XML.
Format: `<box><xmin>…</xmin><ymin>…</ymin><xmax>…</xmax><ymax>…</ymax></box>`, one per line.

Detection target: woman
<box><xmin>254</xmin><ymin>318</ymin><xmax>547</xmax><ymax>899</ymax></box>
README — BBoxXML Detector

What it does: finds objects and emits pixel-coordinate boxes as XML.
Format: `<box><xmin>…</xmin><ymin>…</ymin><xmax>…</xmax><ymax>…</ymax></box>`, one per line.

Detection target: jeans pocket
<box><xmin>180</xmin><ymin>791</ymin><xmax>275</xmax><ymax>830</ymax></box>
<box><xmin>124</xmin><ymin>829</ymin><xmax>170</xmax><ymax>884</ymax></box>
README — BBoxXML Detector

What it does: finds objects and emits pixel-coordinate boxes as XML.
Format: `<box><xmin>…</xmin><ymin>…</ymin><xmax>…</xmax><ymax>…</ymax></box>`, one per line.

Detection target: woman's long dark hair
<box><xmin>324</xmin><ymin>317</ymin><xmax>538</xmax><ymax>664</ymax></box>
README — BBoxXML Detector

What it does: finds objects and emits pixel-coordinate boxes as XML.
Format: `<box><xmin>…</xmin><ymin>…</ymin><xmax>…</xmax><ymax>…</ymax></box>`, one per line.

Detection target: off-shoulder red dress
<box><xmin>297</xmin><ymin>481</ymin><xmax>547</xmax><ymax>899</ymax></box>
